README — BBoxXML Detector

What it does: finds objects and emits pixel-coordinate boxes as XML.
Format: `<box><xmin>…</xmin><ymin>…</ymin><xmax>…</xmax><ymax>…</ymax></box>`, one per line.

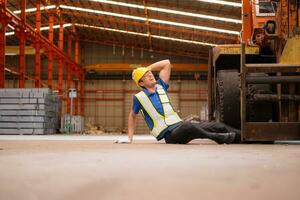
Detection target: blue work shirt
<box><xmin>132</xmin><ymin>79</ymin><xmax>182</xmax><ymax>140</ymax></box>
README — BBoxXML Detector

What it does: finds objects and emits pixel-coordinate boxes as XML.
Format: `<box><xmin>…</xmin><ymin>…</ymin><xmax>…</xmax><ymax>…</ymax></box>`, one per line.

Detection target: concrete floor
<box><xmin>0</xmin><ymin>135</ymin><xmax>300</xmax><ymax>200</ymax></box>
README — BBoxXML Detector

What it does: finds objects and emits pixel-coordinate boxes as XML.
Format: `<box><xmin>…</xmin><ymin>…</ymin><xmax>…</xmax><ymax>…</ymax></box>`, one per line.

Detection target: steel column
<box><xmin>0</xmin><ymin>0</ymin><xmax>7</xmax><ymax>88</ymax></box>
<box><xmin>122</xmin><ymin>80</ymin><xmax>126</xmax><ymax>129</ymax></box>
<box><xmin>74</xmin><ymin>39</ymin><xmax>79</xmax><ymax>115</ymax></box>
<box><xmin>288</xmin><ymin>84</ymin><xmax>297</xmax><ymax>121</ymax></box>
<box><xmin>19</xmin><ymin>0</ymin><xmax>26</xmax><ymax>88</ymax></box>
<box><xmin>207</xmin><ymin>48</ymin><xmax>213</xmax><ymax>121</ymax></box>
<box><xmin>74</xmin><ymin>79</ymin><xmax>79</xmax><ymax>115</ymax></box>
<box><xmin>75</xmin><ymin>39</ymin><xmax>79</xmax><ymax>64</ymax></box>
<box><xmin>277</xmin><ymin>73</ymin><xmax>283</xmax><ymax>121</ymax></box>
<box><xmin>80</xmin><ymin>46</ymin><xmax>85</xmax><ymax>116</ymax></box>
<box><xmin>240</xmin><ymin>42</ymin><xmax>246</xmax><ymax>141</ymax></box>
<box><xmin>48</xmin><ymin>14</ymin><xmax>53</xmax><ymax>89</ymax></box>
<box><xmin>66</xmin><ymin>35</ymin><xmax>72</xmax><ymax>114</ymax></box>
<box><xmin>80</xmin><ymin>69</ymin><xmax>85</xmax><ymax>116</ymax></box>
<box><xmin>58</xmin><ymin>16</ymin><xmax>64</xmax><ymax>95</ymax></box>
<box><xmin>34</xmin><ymin>0</ymin><xmax>41</xmax><ymax>87</ymax></box>
<box><xmin>3</xmin><ymin>7</ymin><xmax>82</xmax><ymax>90</ymax></box>
<box><xmin>242</xmin><ymin>0</ymin><xmax>253</xmax><ymax>45</ymax></box>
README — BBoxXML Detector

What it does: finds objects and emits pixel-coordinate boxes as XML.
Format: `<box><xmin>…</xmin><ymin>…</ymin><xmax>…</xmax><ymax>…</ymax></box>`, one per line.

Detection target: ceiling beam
<box><xmin>84</xmin><ymin>63</ymin><xmax>208</xmax><ymax>72</ymax></box>
<box><xmin>78</xmin><ymin>39</ymin><xmax>209</xmax><ymax>60</ymax></box>
<box><xmin>60</xmin><ymin>10</ymin><xmax>238</xmax><ymax>42</ymax></box>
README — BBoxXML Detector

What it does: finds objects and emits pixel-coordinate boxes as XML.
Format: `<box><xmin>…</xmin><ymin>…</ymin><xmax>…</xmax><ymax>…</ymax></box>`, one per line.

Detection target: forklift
<box><xmin>208</xmin><ymin>0</ymin><xmax>300</xmax><ymax>142</ymax></box>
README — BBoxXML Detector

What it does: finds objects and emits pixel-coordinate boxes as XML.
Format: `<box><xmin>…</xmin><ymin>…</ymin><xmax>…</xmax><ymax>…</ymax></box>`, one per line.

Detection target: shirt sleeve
<box><xmin>157</xmin><ymin>79</ymin><xmax>170</xmax><ymax>91</ymax></box>
<box><xmin>132</xmin><ymin>96</ymin><xmax>141</xmax><ymax>114</ymax></box>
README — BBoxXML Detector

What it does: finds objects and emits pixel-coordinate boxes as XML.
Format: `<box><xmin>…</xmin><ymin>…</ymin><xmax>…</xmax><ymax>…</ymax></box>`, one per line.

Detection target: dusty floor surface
<box><xmin>0</xmin><ymin>135</ymin><xmax>300</xmax><ymax>200</ymax></box>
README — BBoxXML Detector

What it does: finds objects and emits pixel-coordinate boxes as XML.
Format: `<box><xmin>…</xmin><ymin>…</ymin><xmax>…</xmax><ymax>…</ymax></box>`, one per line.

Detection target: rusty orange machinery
<box><xmin>243</xmin><ymin>0</ymin><xmax>278</xmax><ymax>47</ymax></box>
<box><xmin>245</xmin><ymin>0</ymin><xmax>299</xmax><ymax>56</ymax></box>
<box><xmin>208</xmin><ymin>0</ymin><xmax>300</xmax><ymax>142</ymax></box>
<box><xmin>243</xmin><ymin>0</ymin><xmax>300</xmax><ymax>54</ymax></box>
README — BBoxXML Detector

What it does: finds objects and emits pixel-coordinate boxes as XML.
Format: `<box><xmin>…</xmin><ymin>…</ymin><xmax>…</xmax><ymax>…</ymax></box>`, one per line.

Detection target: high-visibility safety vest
<box><xmin>135</xmin><ymin>84</ymin><xmax>182</xmax><ymax>138</ymax></box>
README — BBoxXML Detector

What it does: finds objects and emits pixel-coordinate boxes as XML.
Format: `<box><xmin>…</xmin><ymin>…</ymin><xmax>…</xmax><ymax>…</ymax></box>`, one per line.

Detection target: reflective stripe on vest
<box><xmin>135</xmin><ymin>84</ymin><xmax>182</xmax><ymax>138</ymax></box>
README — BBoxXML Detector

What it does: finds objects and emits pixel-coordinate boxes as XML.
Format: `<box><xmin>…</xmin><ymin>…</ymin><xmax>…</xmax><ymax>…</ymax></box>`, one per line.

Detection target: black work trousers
<box><xmin>164</xmin><ymin>121</ymin><xmax>241</xmax><ymax>144</ymax></box>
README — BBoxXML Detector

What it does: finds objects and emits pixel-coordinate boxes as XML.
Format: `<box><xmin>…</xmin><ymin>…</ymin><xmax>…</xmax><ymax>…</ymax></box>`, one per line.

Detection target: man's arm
<box><xmin>127</xmin><ymin>110</ymin><xmax>137</xmax><ymax>143</ymax></box>
<box><xmin>147</xmin><ymin>59</ymin><xmax>172</xmax><ymax>84</ymax></box>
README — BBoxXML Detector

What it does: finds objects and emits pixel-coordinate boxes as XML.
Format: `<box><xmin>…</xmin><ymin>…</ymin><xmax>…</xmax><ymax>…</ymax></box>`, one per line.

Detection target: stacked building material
<box><xmin>0</xmin><ymin>88</ymin><xmax>61</xmax><ymax>135</ymax></box>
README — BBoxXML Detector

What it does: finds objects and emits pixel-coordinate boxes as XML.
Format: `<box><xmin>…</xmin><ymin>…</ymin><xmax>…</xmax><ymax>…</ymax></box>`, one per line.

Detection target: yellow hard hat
<box><xmin>132</xmin><ymin>67</ymin><xmax>149</xmax><ymax>86</ymax></box>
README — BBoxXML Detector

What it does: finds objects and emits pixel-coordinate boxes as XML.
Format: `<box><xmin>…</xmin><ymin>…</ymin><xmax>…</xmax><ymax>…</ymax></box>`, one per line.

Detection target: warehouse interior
<box><xmin>0</xmin><ymin>0</ymin><xmax>300</xmax><ymax>200</ymax></box>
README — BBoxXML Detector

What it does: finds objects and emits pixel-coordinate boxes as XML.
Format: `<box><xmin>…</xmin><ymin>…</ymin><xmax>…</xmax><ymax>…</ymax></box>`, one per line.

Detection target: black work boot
<box><xmin>233</xmin><ymin>133</ymin><xmax>241</xmax><ymax>144</ymax></box>
<box><xmin>213</xmin><ymin>132</ymin><xmax>236</xmax><ymax>144</ymax></box>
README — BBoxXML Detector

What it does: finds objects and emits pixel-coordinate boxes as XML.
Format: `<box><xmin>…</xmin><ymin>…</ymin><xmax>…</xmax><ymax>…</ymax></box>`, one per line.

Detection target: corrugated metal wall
<box><xmin>4</xmin><ymin>79</ymin><xmax>207</xmax><ymax>134</ymax></box>
<box><xmin>4</xmin><ymin>43</ymin><xmax>207</xmax><ymax>134</ymax></box>
<box><xmin>83</xmin><ymin>79</ymin><xmax>207</xmax><ymax>134</ymax></box>
<box><xmin>85</xmin><ymin>80</ymin><xmax>125</xmax><ymax>132</ymax></box>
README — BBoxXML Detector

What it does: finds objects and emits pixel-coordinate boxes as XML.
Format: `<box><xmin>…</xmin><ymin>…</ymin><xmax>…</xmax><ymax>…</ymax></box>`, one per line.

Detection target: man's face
<box><xmin>139</xmin><ymin>71</ymin><xmax>156</xmax><ymax>88</ymax></box>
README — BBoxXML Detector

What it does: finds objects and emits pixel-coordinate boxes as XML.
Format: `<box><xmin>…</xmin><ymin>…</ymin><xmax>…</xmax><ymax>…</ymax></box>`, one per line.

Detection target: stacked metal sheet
<box><xmin>0</xmin><ymin>88</ymin><xmax>61</xmax><ymax>135</ymax></box>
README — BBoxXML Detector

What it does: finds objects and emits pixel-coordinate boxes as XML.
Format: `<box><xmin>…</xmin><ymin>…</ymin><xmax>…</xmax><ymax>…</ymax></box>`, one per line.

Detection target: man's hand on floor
<box><xmin>114</xmin><ymin>137</ymin><xmax>131</xmax><ymax>144</ymax></box>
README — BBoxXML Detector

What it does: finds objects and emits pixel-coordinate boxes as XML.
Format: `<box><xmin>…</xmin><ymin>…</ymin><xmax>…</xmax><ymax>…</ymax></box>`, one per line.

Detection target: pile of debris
<box><xmin>84</xmin><ymin>122</ymin><xmax>125</xmax><ymax>135</ymax></box>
